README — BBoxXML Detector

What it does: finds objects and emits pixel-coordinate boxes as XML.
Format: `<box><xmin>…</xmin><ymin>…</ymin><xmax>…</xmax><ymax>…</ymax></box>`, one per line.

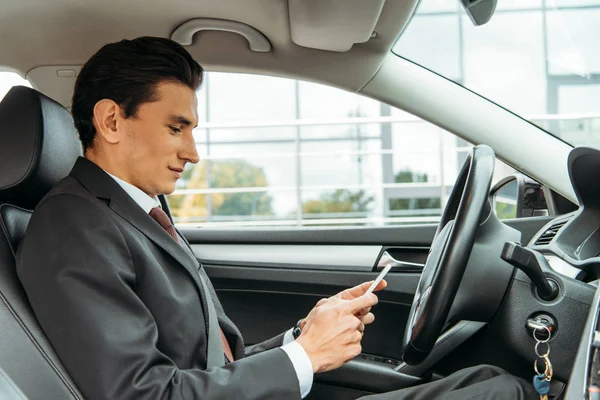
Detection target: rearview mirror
<box><xmin>460</xmin><ymin>0</ymin><xmax>497</xmax><ymax>26</ymax></box>
<box><xmin>490</xmin><ymin>174</ymin><xmax>548</xmax><ymax>220</ymax></box>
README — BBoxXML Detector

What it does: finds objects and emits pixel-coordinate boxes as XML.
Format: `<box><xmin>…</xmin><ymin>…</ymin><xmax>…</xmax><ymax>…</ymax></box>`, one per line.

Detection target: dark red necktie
<box><xmin>149</xmin><ymin>207</ymin><xmax>234</xmax><ymax>363</ymax></box>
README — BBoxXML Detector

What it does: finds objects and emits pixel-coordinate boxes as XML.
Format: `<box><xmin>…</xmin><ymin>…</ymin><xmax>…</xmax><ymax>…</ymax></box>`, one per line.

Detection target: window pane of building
<box><xmin>462</xmin><ymin>11</ymin><xmax>546</xmax><ymax>115</ymax></box>
<box><xmin>177</xmin><ymin>156</ymin><xmax>294</xmax><ymax>191</ymax></box>
<box><xmin>558</xmin><ymin>84</ymin><xmax>600</xmax><ymax>114</ymax></box>
<box><xmin>300</xmin><ymin>123</ymin><xmax>380</xmax><ymax>140</ymax></box>
<box><xmin>207</xmin><ymin>143</ymin><xmax>297</xmax><ymax>189</ymax></box>
<box><xmin>556</xmin><ymin>85</ymin><xmax>600</xmax><ymax>147</ymax></box>
<box><xmin>208</xmin><ymin>72</ymin><xmax>296</xmax><ymax>122</ymax></box>
<box><xmin>416</xmin><ymin>0</ymin><xmax>459</xmax><ymax>14</ymax></box>
<box><xmin>547</xmin><ymin>9</ymin><xmax>600</xmax><ymax>76</ymax></box>
<box><xmin>395</xmin><ymin>0</ymin><xmax>600</xmax><ymax>149</ymax></box>
<box><xmin>495</xmin><ymin>0</ymin><xmax>541</xmax><ymax>10</ymax></box>
<box><xmin>196</xmin><ymin>84</ymin><xmax>207</xmax><ymax>123</ymax></box>
<box><xmin>300</xmin><ymin>152</ymin><xmax>382</xmax><ymax>187</ymax></box>
<box><xmin>550</xmin><ymin>0</ymin><xmax>600</xmax><ymax>6</ymax></box>
<box><xmin>170</xmin><ymin>190</ymin><xmax>298</xmax><ymax>226</ymax></box>
<box><xmin>168</xmin><ymin>73</ymin><xmax>514</xmax><ymax>227</ymax></box>
<box><xmin>0</xmin><ymin>72</ymin><xmax>31</xmax><ymax>100</ymax></box>
<box><xmin>394</xmin><ymin>15</ymin><xmax>461</xmax><ymax>81</ymax></box>
<box><xmin>391</xmin><ymin>122</ymin><xmax>443</xmax><ymax>183</ymax></box>
<box><xmin>209</xmin><ymin>127</ymin><xmax>296</xmax><ymax>143</ymax></box>
<box><xmin>298</xmin><ymin>82</ymin><xmax>381</xmax><ymax>119</ymax></box>
<box><xmin>193</xmin><ymin>129</ymin><xmax>207</xmax><ymax>145</ymax></box>
<box><xmin>209</xmin><ymin>141</ymin><xmax>295</xmax><ymax>157</ymax></box>
<box><xmin>301</xmin><ymin>188</ymin><xmax>377</xmax><ymax>225</ymax></box>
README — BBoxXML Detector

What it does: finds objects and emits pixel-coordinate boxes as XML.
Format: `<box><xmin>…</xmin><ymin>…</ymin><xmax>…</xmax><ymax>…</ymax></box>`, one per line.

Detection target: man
<box><xmin>17</xmin><ymin>37</ymin><xmax>536</xmax><ymax>399</ymax></box>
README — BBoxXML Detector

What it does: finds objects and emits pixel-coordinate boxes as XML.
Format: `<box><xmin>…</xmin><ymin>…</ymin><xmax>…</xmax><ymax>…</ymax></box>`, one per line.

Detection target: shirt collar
<box><xmin>105</xmin><ymin>171</ymin><xmax>161</xmax><ymax>214</ymax></box>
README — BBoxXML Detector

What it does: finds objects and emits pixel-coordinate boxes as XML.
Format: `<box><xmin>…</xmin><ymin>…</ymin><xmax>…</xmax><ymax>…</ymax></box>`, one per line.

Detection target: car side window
<box><xmin>167</xmin><ymin>72</ymin><xmax>515</xmax><ymax>227</ymax></box>
<box><xmin>0</xmin><ymin>72</ymin><xmax>31</xmax><ymax>100</ymax></box>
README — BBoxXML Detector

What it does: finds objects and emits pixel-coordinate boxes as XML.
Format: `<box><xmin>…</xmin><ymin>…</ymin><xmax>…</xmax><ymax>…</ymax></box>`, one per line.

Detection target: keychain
<box><xmin>532</xmin><ymin>326</ymin><xmax>553</xmax><ymax>400</ymax></box>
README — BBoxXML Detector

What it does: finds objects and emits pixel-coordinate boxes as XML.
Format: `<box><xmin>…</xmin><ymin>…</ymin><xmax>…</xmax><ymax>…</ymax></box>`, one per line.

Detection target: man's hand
<box><xmin>300</xmin><ymin>280</ymin><xmax>387</xmax><ymax>330</ymax></box>
<box><xmin>296</xmin><ymin>294</ymin><xmax>379</xmax><ymax>373</ymax></box>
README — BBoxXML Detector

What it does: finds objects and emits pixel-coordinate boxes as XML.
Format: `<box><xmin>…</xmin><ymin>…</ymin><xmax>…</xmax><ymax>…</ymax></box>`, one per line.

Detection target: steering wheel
<box><xmin>402</xmin><ymin>145</ymin><xmax>495</xmax><ymax>365</ymax></box>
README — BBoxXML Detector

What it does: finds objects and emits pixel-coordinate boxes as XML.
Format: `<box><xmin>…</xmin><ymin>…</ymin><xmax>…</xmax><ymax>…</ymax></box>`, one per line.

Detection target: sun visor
<box><xmin>288</xmin><ymin>0</ymin><xmax>385</xmax><ymax>52</ymax></box>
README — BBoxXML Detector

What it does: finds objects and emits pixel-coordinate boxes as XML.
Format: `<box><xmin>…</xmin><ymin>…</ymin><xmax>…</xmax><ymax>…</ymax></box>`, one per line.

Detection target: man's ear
<box><xmin>92</xmin><ymin>99</ymin><xmax>122</xmax><ymax>145</ymax></box>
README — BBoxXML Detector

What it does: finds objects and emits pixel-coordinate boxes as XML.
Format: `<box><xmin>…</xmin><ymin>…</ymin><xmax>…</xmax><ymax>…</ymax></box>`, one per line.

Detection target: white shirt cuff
<box><xmin>283</xmin><ymin>328</ymin><xmax>294</xmax><ymax>345</ymax></box>
<box><xmin>281</xmin><ymin>340</ymin><xmax>314</xmax><ymax>398</ymax></box>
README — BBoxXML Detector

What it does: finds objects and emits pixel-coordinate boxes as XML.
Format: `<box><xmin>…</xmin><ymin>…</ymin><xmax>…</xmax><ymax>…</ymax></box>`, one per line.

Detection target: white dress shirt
<box><xmin>105</xmin><ymin>172</ymin><xmax>314</xmax><ymax>398</ymax></box>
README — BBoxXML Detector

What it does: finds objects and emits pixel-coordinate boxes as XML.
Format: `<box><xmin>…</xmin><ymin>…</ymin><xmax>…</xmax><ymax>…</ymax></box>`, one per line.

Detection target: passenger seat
<box><xmin>0</xmin><ymin>86</ymin><xmax>84</xmax><ymax>399</ymax></box>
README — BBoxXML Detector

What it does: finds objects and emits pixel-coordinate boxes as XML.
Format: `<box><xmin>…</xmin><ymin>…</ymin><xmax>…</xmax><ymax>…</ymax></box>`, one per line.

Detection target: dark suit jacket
<box><xmin>16</xmin><ymin>157</ymin><xmax>301</xmax><ymax>400</ymax></box>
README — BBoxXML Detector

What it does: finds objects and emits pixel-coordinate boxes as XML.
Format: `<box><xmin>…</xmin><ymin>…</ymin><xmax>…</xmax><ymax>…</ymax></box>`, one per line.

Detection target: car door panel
<box><xmin>203</xmin><ymin>263</ymin><xmax>418</xmax><ymax>357</ymax></box>
<box><xmin>180</xmin><ymin>225</ymin><xmax>439</xmax><ymax>246</ymax></box>
<box><xmin>196</xmin><ymin>244</ymin><xmax>384</xmax><ymax>271</ymax></box>
<box><xmin>181</xmin><ymin>216</ymin><xmax>554</xmax><ymax>397</ymax></box>
<box><xmin>188</xmin><ymin>217</ymin><xmax>553</xmax><ymax>351</ymax></box>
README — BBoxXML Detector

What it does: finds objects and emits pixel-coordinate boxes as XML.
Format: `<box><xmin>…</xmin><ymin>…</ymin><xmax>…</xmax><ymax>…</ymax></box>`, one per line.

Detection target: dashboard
<box><xmin>522</xmin><ymin>147</ymin><xmax>600</xmax><ymax>399</ymax></box>
<box><xmin>530</xmin><ymin>214</ymin><xmax>592</xmax><ymax>282</ymax></box>
<box><xmin>529</xmin><ymin>147</ymin><xmax>600</xmax><ymax>284</ymax></box>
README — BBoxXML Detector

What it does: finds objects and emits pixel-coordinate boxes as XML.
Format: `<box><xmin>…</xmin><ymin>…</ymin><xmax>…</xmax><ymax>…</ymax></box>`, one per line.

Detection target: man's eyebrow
<box><xmin>168</xmin><ymin>115</ymin><xmax>198</xmax><ymax>128</ymax></box>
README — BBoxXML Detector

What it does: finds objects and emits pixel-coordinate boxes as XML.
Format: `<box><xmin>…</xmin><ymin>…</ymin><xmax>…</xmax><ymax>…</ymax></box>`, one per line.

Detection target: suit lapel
<box><xmin>219</xmin><ymin>315</ymin><xmax>245</xmax><ymax>359</ymax></box>
<box><xmin>176</xmin><ymin>228</ymin><xmax>244</xmax><ymax>358</ymax></box>
<box><xmin>196</xmin><ymin>264</ymin><xmax>245</xmax><ymax>359</ymax></box>
<box><xmin>109</xmin><ymin>194</ymin><xmax>201</xmax><ymax>278</ymax></box>
<box><xmin>69</xmin><ymin>157</ymin><xmax>212</xmax><ymax>329</ymax></box>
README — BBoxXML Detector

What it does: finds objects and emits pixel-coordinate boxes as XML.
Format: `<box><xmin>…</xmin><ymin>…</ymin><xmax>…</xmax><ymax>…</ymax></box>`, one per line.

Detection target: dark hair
<box><xmin>72</xmin><ymin>36</ymin><xmax>204</xmax><ymax>151</ymax></box>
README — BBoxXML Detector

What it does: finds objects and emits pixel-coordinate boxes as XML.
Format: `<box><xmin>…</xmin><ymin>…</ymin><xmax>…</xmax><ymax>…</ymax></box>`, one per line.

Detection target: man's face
<box><xmin>117</xmin><ymin>82</ymin><xmax>200</xmax><ymax>197</ymax></box>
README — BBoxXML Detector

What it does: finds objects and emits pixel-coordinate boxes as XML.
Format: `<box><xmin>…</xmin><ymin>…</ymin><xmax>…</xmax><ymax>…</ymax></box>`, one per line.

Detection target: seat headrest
<box><xmin>0</xmin><ymin>86</ymin><xmax>82</xmax><ymax>209</ymax></box>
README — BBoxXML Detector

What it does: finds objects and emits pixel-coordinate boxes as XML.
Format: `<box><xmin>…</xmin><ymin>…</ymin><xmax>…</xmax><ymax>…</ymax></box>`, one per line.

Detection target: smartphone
<box><xmin>364</xmin><ymin>265</ymin><xmax>392</xmax><ymax>295</ymax></box>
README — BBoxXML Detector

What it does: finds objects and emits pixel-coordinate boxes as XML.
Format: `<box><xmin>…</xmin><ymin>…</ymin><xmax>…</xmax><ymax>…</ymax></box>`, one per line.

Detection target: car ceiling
<box><xmin>0</xmin><ymin>0</ymin><xmax>580</xmax><ymax>204</ymax></box>
<box><xmin>0</xmin><ymin>0</ymin><xmax>419</xmax><ymax>107</ymax></box>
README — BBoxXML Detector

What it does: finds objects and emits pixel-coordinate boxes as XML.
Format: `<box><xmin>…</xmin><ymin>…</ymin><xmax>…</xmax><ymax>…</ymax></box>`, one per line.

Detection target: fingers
<box><xmin>315</xmin><ymin>298</ymin><xmax>329</xmax><ymax>307</ymax></box>
<box><xmin>358</xmin><ymin>322</ymin><xmax>365</xmax><ymax>333</ymax></box>
<box><xmin>345</xmin><ymin>293</ymin><xmax>378</xmax><ymax>314</ymax></box>
<box><xmin>340</xmin><ymin>280</ymin><xmax>389</xmax><ymax>300</ymax></box>
<box><xmin>359</xmin><ymin>312</ymin><xmax>375</xmax><ymax>325</ymax></box>
<box><xmin>368</xmin><ymin>279</ymin><xmax>387</xmax><ymax>293</ymax></box>
<box><xmin>355</xmin><ymin>307</ymin><xmax>371</xmax><ymax>317</ymax></box>
<box><xmin>340</xmin><ymin>281</ymin><xmax>374</xmax><ymax>299</ymax></box>
<box><xmin>373</xmin><ymin>279</ymin><xmax>388</xmax><ymax>292</ymax></box>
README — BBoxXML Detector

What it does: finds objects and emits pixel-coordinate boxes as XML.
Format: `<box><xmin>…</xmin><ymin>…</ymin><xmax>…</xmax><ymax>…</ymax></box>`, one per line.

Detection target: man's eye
<box><xmin>169</xmin><ymin>126</ymin><xmax>182</xmax><ymax>134</ymax></box>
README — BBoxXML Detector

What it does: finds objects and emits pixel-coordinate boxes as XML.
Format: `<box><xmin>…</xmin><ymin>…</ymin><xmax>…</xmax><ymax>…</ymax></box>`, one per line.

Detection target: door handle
<box><xmin>376</xmin><ymin>251</ymin><xmax>424</xmax><ymax>273</ymax></box>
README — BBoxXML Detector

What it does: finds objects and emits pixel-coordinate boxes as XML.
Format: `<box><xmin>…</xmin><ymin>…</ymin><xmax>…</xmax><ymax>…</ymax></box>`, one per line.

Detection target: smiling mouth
<box><xmin>169</xmin><ymin>167</ymin><xmax>183</xmax><ymax>178</ymax></box>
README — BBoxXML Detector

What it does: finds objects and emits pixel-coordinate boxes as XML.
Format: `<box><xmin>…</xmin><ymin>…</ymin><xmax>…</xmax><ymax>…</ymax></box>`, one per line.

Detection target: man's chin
<box><xmin>159</xmin><ymin>183</ymin><xmax>177</xmax><ymax>196</ymax></box>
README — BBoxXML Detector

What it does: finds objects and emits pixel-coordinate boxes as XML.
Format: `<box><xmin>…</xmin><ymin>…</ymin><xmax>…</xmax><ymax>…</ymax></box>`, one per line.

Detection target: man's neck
<box><xmin>104</xmin><ymin>169</ymin><xmax>161</xmax><ymax>213</ymax></box>
<box><xmin>85</xmin><ymin>152</ymin><xmax>137</xmax><ymax>190</ymax></box>
<box><xmin>85</xmin><ymin>151</ymin><xmax>128</xmax><ymax>184</ymax></box>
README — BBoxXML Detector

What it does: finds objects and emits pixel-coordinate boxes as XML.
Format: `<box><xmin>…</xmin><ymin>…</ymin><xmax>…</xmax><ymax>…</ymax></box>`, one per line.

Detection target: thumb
<box><xmin>345</xmin><ymin>293</ymin><xmax>378</xmax><ymax>314</ymax></box>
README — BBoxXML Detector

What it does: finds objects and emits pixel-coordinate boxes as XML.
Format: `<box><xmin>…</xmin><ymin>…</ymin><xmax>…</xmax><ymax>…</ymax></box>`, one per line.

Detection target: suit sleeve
<box><xmin>245</xmin><ymin>332</ymin><xmax>287</xmax><ymax>357</ymax></box>
<box><xmin>16</xmin><ymin>194</ymin><xmax>301</xmax><ymax>400</ymax></box>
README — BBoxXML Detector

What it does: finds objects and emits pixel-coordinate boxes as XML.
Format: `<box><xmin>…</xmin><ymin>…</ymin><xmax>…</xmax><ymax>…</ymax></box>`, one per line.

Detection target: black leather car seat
<box><xmin>0</xmin><ymin>86</ymin><xmax>84</xmax><ymax>399</ymax></box>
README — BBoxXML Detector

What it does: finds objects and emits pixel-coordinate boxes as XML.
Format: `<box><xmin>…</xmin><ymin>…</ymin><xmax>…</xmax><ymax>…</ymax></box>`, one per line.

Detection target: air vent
<box><xmin>534</xmin><ymin>220</ymin><xmax>569</xmax><ymax>246</ymax></box>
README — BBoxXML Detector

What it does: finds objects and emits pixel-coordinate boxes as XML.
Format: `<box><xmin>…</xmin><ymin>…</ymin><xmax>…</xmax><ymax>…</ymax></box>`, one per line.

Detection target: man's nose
<box><xmin>181</xmin><ymin>131</ymin><xmax>200</xmax><ymax>164</ymax></box>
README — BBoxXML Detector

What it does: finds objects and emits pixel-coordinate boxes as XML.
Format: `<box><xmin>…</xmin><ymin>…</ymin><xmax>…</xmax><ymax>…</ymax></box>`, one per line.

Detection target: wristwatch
<box><xmin>292</xmin><ymin>319</ymin><xmax>303</xmax><ymax>339</ymax></box>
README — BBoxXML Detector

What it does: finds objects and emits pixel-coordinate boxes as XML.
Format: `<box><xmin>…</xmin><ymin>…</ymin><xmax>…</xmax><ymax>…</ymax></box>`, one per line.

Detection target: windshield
<box><xmin>393</xmin><ymin>0</ymin><xmax>600</xmax><ymax>149</ymax></box>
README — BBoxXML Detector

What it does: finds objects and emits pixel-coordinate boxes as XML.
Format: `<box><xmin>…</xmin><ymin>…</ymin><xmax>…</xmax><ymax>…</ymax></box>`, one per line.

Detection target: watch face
<box><xmin>292</xmin><ymin>327</ymin><xmax>302</xmax><ymax>339</ymax></box>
